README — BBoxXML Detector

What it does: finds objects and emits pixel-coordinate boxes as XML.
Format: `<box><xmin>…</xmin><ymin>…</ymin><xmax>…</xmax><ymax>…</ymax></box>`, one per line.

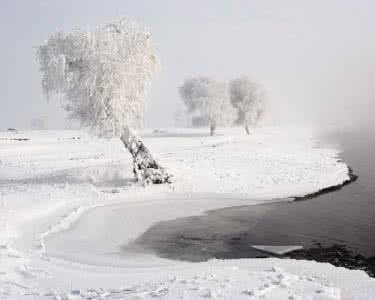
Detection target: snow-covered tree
<box><xmin>37</xmin><ymin>18</ymin><xmax>171</xmax><ymax>184</ymax></box>
<box><xmin>179</xmin><ymin>77</ymin><xmax>235</xmax><ymax>135</ymax></box>
<box><xmin>174</xmin><ymin>105</ymin><xmax>190</xmax><ymax>128</ymax></box>
<box><xmin>229</xmin><ymin>77</ymin><xmax>266</xmax><ymax>135</ymax></box>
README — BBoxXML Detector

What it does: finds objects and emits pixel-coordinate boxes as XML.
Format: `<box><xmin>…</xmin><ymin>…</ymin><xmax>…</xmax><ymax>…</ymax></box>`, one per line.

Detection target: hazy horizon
<box><xmin>1</xmin><ymin>0</ymin><xmax>375</xmax><ymax>130</ymax></box>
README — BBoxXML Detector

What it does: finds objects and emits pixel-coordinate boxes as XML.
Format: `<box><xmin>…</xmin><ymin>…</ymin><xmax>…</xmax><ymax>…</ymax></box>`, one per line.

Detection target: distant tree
<box><xmin>229</xmin><ymin>77</ymin><xmax>266</xmax><ymax>135</ymax></box>
<box><xmin>174</xmin><ymin>105</ymin><xmax>190</xmax><ymax>128</ymax></box>
<box><xmin>179</xmin><ymin>77</ymin><xmax>235</xmax><ymax>135</ymax></box>
<box><xmin>191</xmin><ymin>116</ymin><xmax>208</xmax><ymax>127</ymax></box>
<box><xmin>36</xmin><ymin>18</ymin><xmax>171</xmax><ymax>184</ymax></box>
<box><xmin>31</xmin><ymin>117</ymin><xmax>47</xmax><ymax>130</ymax></box>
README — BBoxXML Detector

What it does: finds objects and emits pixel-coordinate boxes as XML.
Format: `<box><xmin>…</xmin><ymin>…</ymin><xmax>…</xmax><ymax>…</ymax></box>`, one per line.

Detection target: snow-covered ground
<box><xmin>1</xmin><ymin>126</ymin><xmax>374</xmax><ymax>299</ymax></box>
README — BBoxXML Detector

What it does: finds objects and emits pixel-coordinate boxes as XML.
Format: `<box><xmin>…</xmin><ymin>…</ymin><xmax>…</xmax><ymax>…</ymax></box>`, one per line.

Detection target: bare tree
<box><xmin>229</xmin><ymin>77</ymin><xmax>266</xmax><ymax>135</ymax></box>
<box><xmin>36</xmin><ymin>18</ymin><xmax>171</xmax><ymax>184</ymax></box>
<box><xmin>179</xmin><ymin>77</ymin><xmax>235</xmax><ymax>135</ymax></box>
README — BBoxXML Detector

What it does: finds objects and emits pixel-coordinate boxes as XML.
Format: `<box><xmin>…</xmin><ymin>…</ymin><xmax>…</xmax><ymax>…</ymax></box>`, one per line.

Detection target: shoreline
<box><xmin>287</xmin><ymin>243</ymin><xmax>375</xmax><ymax>278</ymax></box>
<box><xmin>293</xmin><ymin>166</ymin><xmax>358</xmax><ymax>201</ymax></box>
<box><xmin>127</xmin><ymin>162</ymin><xmax>372</xmax><ymax>277</ymax></box>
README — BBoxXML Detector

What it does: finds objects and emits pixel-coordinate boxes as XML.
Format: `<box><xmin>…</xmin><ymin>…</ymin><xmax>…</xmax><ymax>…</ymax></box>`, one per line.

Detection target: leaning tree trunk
<box><xmin>210</xmin><ymin>122</ymin><xmax>216</xmax><ymax>136</ymax></box>
<box><xmin>120</xmin><ymin>126</ymin><xmax>172</xmax><ymax>185</ymax></box>
<box><xmin>245</xmin><ymin>124</ymin><xmax>250</xmax><ymax>135</ymax></box>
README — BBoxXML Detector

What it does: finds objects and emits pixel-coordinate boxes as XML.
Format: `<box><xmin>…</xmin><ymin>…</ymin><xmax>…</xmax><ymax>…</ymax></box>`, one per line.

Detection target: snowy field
<box><xmin>1</xmin><ymin>126</ymin><xmax>374</xmax><ymax>299</ymax></box>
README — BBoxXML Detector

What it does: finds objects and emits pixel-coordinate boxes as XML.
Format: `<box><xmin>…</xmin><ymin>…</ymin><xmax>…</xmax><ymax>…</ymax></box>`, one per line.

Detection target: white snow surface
<box><xmin>1</xmin><ymin>126</ymin><xmax>374</xmax><ymax>299</ymax></box>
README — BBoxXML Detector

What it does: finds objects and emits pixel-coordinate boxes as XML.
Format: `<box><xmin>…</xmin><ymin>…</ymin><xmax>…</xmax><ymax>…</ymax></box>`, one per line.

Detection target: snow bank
<box><xmin>158</xmin><ymin>127</ymin><xmax>349</xmax><ymax>199</ymax></box>
<box><xmin>0</xmin><ymin>126</ymin><xmax>371</xmax><ymax>299</ymax></box>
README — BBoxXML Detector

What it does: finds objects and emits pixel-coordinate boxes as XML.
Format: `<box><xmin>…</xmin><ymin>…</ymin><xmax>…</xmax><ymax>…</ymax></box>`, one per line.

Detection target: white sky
<box><xmin>1</xmin><ymin>0</ymin><xmax>375</xmax><ymax>129</ymax></box>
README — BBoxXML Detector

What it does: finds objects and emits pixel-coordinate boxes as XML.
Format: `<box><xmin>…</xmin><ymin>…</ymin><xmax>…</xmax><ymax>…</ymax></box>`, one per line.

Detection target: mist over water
<box><xmin>1</xmin><ymin>1</ymin><xmax>375</xmax><ymax>130</ymax></box>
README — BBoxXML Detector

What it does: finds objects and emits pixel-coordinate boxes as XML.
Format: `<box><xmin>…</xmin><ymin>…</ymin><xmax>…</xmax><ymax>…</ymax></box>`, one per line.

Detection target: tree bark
<box><xmin>245</xmin><ymin>124</ymin><xmax>250</xmax><ymax>135</ymax></box>
<box><xmin>210</xmin><ymin>123</ymin><xmax>216</xmax><ymax>136</ymax></box>
<box><xmin>120</xmin><ymin>126</ymin><xmax>172</xmax><ymax>185</ymax></box>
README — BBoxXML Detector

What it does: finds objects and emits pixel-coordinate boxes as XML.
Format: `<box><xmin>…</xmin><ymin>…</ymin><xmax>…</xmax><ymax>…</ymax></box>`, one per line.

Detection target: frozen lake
<box><xmin>132</xmin><ymin>129</ymin><xmax>375</xmax><ymax>265</ymax></box>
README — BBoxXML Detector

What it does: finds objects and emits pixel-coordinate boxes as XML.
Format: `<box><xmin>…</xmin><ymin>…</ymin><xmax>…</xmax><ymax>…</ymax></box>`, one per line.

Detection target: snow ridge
<box><xmin>39</xmin><ymin>206</ymin><xmax>89</xmax><ymax>260</ymax></box>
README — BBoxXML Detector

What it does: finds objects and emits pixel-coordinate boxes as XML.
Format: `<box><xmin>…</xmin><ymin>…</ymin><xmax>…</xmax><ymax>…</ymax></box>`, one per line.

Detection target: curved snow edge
<box><xmin>39</xmin><ymin>206</ymin><xmax>92</xmax><ymax>259</ymax></box>
<box><xmin>293</xmin><ymin>165</ymin><xmax>358</xmax><ymax>201</ymax></box>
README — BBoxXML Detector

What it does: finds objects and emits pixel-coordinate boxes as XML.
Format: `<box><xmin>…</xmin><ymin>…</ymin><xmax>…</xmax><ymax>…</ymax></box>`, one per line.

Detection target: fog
<box><xmin>1</xmin><ymin>0</ymin><xmax>375</xmax><ymax>130</ymax></box>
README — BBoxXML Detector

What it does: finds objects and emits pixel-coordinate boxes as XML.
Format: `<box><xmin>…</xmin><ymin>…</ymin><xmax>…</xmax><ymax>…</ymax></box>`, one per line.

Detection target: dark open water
<box><xmin>132</xmin><ymin>129</ymin><xmax>375</xmax><ymax>275</ymax></box>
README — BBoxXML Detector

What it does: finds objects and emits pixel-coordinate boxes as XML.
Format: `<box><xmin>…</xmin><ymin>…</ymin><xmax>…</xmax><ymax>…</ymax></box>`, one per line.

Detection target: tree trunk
<box><xmin>210</xmin><ymin>123</ymin><xmax>216</xmax><ymax>136</ymax></box>
<box><xmin>245</xmin><ymin>124</ymin><xmax>250</xmax><ymax>135</ymax></box>
<box><xmin>120</xmin><ymin>126</ymin><xmax>172</xmax><ymax>185</ymax></box>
